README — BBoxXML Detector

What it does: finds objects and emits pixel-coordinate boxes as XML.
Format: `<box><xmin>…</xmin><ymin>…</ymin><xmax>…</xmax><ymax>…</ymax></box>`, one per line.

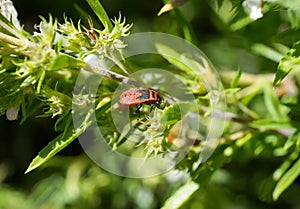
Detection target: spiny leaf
<box><xmin>230</xmin><ymin>67</ymin><xmax>241</xmax><ymax>88</ymax></box>
<box><xmin>25</xmin><ymin>114</ymin><xmax>92</xmax><ymax>174</ymax></box>
<box><xmin>274</xmin><ymin>41</ymin><xmax>300</xmax><ymax>86</ymax></box>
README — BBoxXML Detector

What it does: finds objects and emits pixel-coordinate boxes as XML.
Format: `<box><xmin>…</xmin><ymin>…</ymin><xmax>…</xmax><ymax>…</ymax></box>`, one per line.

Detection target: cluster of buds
<box><xmin>141</xmin><ymin>109</ymin><xmax>168</xmax><ymax>157</ymax></box>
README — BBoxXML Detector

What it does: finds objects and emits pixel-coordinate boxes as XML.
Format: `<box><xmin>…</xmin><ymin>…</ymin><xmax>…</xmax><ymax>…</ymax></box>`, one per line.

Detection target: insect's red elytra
<box><xmin>119</xmin><ymin>88</ymin><xmax>165</xmax><ymax>111</ymax></box>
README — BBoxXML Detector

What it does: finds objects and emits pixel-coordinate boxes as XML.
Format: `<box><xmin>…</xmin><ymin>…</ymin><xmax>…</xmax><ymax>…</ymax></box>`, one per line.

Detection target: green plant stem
<box><xmin>84</xmin><ymin>63</ymin><xmax>138</xmax><ymax>86</ymax></box>
<box><xmin>197</xmin><ymin>104</ymin><xmax>251</xmax><ymax>124</ymax></box>
<box><xmin>106</xmin><ymin>53</ymin><xmax>131</xmax><ymax>74</ymax></box>
<box><xmin>220</xmin><ymin>70</ymin><xmax>274</xmax><ymax>86</ymax></box>
<box><xmin>0</xmin><ymin>19</ymin><xmax>23</xmax><ymax>39</ymax></box>
<box><xmin>0</xmin><ymin>31</ymin><xmax>27</xmax><ymax>47</ymax></box>
<box><xmin>199</xmin><ymin>104</ymin><xmax>295</xmax><ymax>138</ymax></box>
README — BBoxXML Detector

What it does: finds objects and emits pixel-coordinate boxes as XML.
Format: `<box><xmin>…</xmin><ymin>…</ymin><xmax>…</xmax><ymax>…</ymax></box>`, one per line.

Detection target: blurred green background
<box><xmin>1</xmin><ymin>0</ymin><xmax>300</xmax><ymax>209</ymax></box>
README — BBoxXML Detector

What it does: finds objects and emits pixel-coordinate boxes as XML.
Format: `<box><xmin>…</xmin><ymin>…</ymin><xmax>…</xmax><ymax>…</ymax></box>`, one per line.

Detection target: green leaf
<box><xmin>287</xmin><ymin>9</ymin><xmax>300</xmax><ymax>28</ymax></box>
<box><xmin>161</xmin><ymin>180</ymin><xmax>199</xmax><ymax>209</ymax></box>
<box><xmin>251</xmin><ymin>43</ymin><xmax>284</xmax><ymax>62</ymax></box>
<box><xmin>225</xmin><ymin>88</ymin><xmax>240</xmax><ymax>95</ymax></box>
<box><xmin>230</xmin><ymin>67</ymin><xmax>241</xmax><ymax>88</ymax></box>
<box><xmin>284</xmin><ymin>103</ymin><xmax>300</xmax><ymax>114</ymax></box>
<box><xmin>274</xmin><ymin>41</ymin><xmax>300</xmax><ymax>86</ymax></box>
<box><xmin>85</xmin><ymin>0</ymin><xmax>113</xmax><ymax>31</ymax></box>
<box><xmin>25</xmin><ymin>114</ymin><xmax>92</xmax><ymax>174</ymax></box>
<box><xmin>274</xmin><ymin>60</ymin><xmax>293</xmax><ymax>86</ymax></box>
<box><xmin>284</xmin><ymin>131</ymin><xmax>300</xmax><ymax>151</ymax></box>
<box><xmin>0</xmin><ymin>186</ymin><xmax>34</xmax><ymax>209</ymax></box>
<box><xmin>155</xmin><ymin>42</ymin><xmax>193</xmax><ymax>74</ymax></box>
<box><xmin>273</xmin><ymin>157</ymin><xmax>300</xmax><ymax>200</ymax></box>
<box><xmin>259</xmin><ymin>176</ymin><xmax>277</xmax><ymax>201</ymax></box>
<box><xmin>273</xmin><ymin>1</ymin><xmax>300</xmax><ymax>28</ymax></box>
<box><xmin>49</xmin><ymin>54</ymin><xmax>85</xmax><ymax>71</ymax></box>
<box><xmin>273</xmin><ymin>152</ymin><xmax>299</xmax><ymax>181</ymax></box>
<box><xmin>216</xmin><ymin>0</ymin><xmax>225</xmax><ymax>8</ymax></box>
<box><xmin>20</xmin><ymin>100</ymin><xmax>42</xmax><ymax>125</ymax></box>
<box><xmin>162</xmin><ymin>102</ymin><xmax>198</xmax><ymax>125</ymax></box>
<box><xmin>157</xmin><ymin>0</ymin><xmax>189</xmax><ymax>16</ymax></box>
<box><xmin>230</xmin><ymin>0</ymin><xmax>243</xmax><ymax>10</ymax></box>
<box><xmin>250</xmin><ymin>119</ymin><xmax>292</xmax><ymax>130</ymax></box>
<box><xmin>230</xmin><ymin>16</ymin><xmax>253</xmax><ymax>31</ymax></box>
<box><xmin>274</xmin><ymin>0</ymin><xmax>300</xmax><ymax>8</ymax></box>
<box><xmin>155</xmin><ymin>42</ymin><xmax>214</xmax><ymax>90</ymax></box>
<box><xmin>263</xmin><ymin>84</ymin><xmax>288</xmax><ymax>121</ymax></box>
<box><xmin>241</xmin><ymin>83</ymin><xmax>263</xmax><ymax>105</ymax></box>
<box><xmin>37</xmin><ymin>70</ymin><xmax>46</xmax><ymax>93</ymax></box>
<box><xmin>0</xmin><ymin>13</ymin><xmax>22</xmax><ymax>38</ymax></box>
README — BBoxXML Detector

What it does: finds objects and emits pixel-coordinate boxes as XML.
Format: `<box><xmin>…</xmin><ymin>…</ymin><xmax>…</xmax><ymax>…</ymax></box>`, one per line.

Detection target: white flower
<box><xmin>243</xmin><ymin>0</ymin><xmax>263</xmax><ymax>20</ymax></box>
<box><xmin>0</xmin><ymin>0</ymin><xmax>21</xmax><ymax>29</ymax></box>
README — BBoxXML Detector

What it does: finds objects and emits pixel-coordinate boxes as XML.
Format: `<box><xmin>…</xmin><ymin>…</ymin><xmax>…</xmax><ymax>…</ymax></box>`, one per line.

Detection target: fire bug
<box><xmin>119</xmin><ymin>88</ymin><xmax>165</xmax><ymax>112</ymax></box>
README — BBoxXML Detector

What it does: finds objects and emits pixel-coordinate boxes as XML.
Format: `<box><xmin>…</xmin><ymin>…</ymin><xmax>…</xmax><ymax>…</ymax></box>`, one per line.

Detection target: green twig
<box><xmin>0</xmin><ymin>18</ymin><xmax>23</xmax><ymax>39</ymax></box>
<box><xmin>0</xmin><ymin>31</ymin><xmax>26</xmax><ymax>46</ymax></box>
<box><xmin>84</xmin><ymin>63</ymin><xmax>138</xmax><ymax>86</ymax></box>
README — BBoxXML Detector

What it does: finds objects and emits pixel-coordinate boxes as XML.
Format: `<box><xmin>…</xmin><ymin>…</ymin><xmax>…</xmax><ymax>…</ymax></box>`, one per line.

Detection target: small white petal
<box><xmin>243</xmin><ymin>0</ymin><xmax>263</xmax><ymax>20</ymax></box>
<box><xmin>250</xmin><ymin>6</ymin><xmax>263</xmax><ymax>20</ymax></box>
<box><xmin>0</xmin><ymin>0</ymin><xmax>21</xmax><ymax>29</ymax></box>
<box><xmin>6</xmin><ymin>107</ymin><xmax>19</xmax><ymax>121</ymax></box>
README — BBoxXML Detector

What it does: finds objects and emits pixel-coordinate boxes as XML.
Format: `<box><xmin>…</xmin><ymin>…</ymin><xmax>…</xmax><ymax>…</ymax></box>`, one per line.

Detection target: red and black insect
<box><xmin>119</xmin><ymin>88</ymin><xmax>165</xmax><ymax>112</ymax></box>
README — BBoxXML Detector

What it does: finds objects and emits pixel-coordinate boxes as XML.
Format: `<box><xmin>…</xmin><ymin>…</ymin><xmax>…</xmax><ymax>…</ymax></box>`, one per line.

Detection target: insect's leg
<box><xmin>155</xmin><ymin>96</ymin><xmax>165</xmax><ymax>110</ymax></box>
<box><xmin>135</xmin><ymin>104</ymin><xmax>142</xmax><ymax>114</ymax></box>
<box><xmin>149</xmin><ymin>105</ymin><xmax>154</xmax><ymax>113</ymax></box>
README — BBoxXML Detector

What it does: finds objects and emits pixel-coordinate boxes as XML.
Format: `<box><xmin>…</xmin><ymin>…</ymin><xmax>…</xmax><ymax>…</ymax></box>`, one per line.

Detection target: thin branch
<box><xmin>200</xmin><ymin>105</ymin><xmax>295</xmax><ymax>137</ymax></box>
<box><xmin>219</xmin><ymin>70</ymin><xmax>274</xmax><ymax>86</ymax></box>
<box><xmin>0</xmin><ymin>19</ymin><xmax>23</xmax><ymax>39</ymax></box>
<box><xmin>106</xmin><ymin>52</ymin><xmax>131</xmax><ymax>75</ymax></box>
<box><xmin>84</xmin><ymin>63</ymin><xmax>139</xmax><ymax>86</ymax></box>
<box><xmin>0</xmin><ymin>31</ymin><xmax>25</xmax><ymax>46</ymax></box>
